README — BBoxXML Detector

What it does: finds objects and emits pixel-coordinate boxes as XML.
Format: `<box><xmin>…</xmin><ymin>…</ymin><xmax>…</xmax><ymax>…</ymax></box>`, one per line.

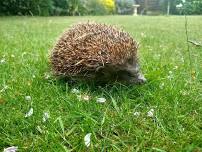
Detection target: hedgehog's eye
<box><xmin>127</xmin><ymin>58</ymin><xmax>133</xmax><ymax>64</ymax></box>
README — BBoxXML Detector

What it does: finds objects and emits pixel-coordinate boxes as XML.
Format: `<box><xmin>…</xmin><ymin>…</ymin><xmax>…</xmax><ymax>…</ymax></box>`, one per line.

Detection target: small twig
<box><xmin>188</xmin><ymin>40</ymin><xmax>202</xmax><ymax>47</ymax></box>
<box><xmin>184</xmin><ymin>15</ymin><xmax>193</xmax><ymax>80</ymax></box>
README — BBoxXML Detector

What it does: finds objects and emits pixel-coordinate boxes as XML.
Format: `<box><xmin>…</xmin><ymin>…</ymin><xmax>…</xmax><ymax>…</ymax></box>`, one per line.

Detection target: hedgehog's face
<box><xmin>117</xmin><ymin>62</ymin><xmax>146</xmax><ymax>84</ymax></box>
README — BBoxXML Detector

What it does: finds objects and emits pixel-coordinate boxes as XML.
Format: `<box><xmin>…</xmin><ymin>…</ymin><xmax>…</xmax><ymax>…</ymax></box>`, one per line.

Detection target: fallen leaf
<box><xmin>36</xmin><ymin>125</ymin><xmax>43</xmax><ymax>134</ymax></box>
<box><xmin>159</xmin><ymin>83</ymin><xmax>165</xmax><ymax>89</ymax></box>
<box><xmin>0</xmin><ymin>85</ymin><xmax>8</xmax><ymax>93</ymax></box>
<box><xmin>96</xmin><ymin>97</ymin><xmax>106</xmax><ymax>103</ymax></box>
<box><xmin>0</xmin><ymin>98</ymin><xmax>5</xmax><ymax>104</ymax></box>
<box><xmin>77</xmin><ymin>94</ymin><xmax>90</xmax><ymax>101</ymax></box>
<box><xmin>82</xmin><ymin>95</ymin><xmax>90</xmax><ymax>101</ymax></box>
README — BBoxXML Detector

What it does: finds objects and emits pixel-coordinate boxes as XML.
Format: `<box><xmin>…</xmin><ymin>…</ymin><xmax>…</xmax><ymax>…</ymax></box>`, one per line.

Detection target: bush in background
<box><xmin>85</xmin><ymin>0</ymin><xmax>106</xmax><ymax>15</ymax></box>
<box><xmin>0</xmin><ymin>0</ymin><xmax>202</xmax><ymax>16</ymax></box>
<box><xmin>52</xmin><ymin>0</ymin><xmax>69</xmax><ymax>15</ymax></box>
<box><xmin>115</xmin><ymin>0</ymin><xmax>134</xmax><ymax>15</ymax></box>
<box><xmin>182</xmin><ymin>0</ymin><xmax>202</xmax><ymax>15</ymax></box>
<box><xmin>0</xmin><ymin>0</ymin><xmax>52</xmax><ymax>16</ymax></box>
<box><xmin>0</xmin><ymin>0</ymin><xmax>115</xmax><ymax>16</ymax></box>
<box><xmin>66</xmin><ymin>0</ymin><xmax>87</xmax><ymax>16</ymax></box>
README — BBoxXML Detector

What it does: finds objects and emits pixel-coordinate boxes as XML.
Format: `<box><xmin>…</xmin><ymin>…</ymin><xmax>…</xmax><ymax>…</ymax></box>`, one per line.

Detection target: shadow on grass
<box><xmin>48</xmin><ymin>76</ymin><xmax>158</xmax><ymax>103</ymax></box>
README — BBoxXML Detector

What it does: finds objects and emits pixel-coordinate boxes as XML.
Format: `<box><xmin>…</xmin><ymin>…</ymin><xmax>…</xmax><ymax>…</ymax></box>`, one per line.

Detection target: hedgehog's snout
<box><xmin>125</xmin><ymin>71</ymin><xmax>146</xmax><ymax>84</ymax></box>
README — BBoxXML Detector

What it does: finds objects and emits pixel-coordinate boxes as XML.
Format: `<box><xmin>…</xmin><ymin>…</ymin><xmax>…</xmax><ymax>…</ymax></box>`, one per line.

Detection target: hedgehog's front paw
<box><xmin>136</xmin><ymin>77</ymin><xmax>147</xmax><ymax>84</ymax></box>
<box><xmin>138</xmin><ymin>73</ymin><xmax>147</xmax><ymax>83</ymax></box>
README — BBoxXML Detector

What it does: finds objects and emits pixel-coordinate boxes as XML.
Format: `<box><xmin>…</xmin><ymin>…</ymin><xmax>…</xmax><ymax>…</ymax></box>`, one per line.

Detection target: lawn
<box><xmin>0</xmin><ymin>16</ymin><xmax>202</xmax><ymax>152</ymax></box>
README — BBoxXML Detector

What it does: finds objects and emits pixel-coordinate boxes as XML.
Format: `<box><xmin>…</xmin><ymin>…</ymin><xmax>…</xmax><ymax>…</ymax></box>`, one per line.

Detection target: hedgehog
<box><xmin>50</xmin><ymin>22</ymin><xmax>146</xmax><ymax>84</ymax></box>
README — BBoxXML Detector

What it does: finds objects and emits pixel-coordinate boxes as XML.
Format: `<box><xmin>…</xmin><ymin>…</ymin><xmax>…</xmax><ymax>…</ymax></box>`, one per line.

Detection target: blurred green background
<box><xmin>0</xmin><ymin>0</ymin><xmax>202</xmax><ymax>16</ymax></box>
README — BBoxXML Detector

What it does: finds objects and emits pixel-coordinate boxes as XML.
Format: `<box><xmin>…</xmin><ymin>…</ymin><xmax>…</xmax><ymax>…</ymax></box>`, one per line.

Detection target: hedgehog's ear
<box><xmin>127</xmin><ymin>58</ymin><xmax>133</xmax><ymax>65</ymax></box>
<box><xmin>127</xmin><ymin>56</ymin><xmax>138</xmax><ymax>65</ymax></box>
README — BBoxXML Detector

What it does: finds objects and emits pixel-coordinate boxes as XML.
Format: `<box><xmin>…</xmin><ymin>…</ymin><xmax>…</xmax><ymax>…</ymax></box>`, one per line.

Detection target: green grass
<box><xmin>0</xmin><ymin>16</ymin><xmax>202</xmax><ymax>151</ymax></box>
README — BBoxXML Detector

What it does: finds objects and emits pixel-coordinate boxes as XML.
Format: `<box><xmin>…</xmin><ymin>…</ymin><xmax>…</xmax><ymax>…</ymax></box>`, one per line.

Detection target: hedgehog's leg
<box><xmin>133</xmin><ymin>72</ymin><xmax>147</xmax><ymax>84</ymax></box>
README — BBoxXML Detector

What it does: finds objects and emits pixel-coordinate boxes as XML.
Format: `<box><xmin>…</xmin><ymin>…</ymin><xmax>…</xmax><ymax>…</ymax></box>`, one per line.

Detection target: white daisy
<box><xmin>25</xmin><ymin>108</ymin><xmax>33</xmax><ymax>117</ymax></box>
<box><xmin>147</xmin><ymin>109</ymin><xmax>154</xmax><ymax>118</ymax></box>
<box><xmin>133</xmin><ymin>112</ymin><xmax>140</xmax><ymax>117</ymax></box>
<box><xmin>159</xmin><ymin>83</ymin><xmax>165</xmax><ymax>89</ymax></box>
<box><xmin>25</xmin><ymin>96</ymin><xmax>31</xmax><ymax>101</ymax></box>
<box><xmin>96</xmin><ymin>97</ymin><xmax>106</xmax><ymax>103</ymax></box>
<box><xmin>71</xmin><ymin>88</ymin><xmax>80</xmax><ymax>94</ymax></box>
<box><xmin>42</xmin><ymin>112</ymin><xmax>50</xmax><ymax>122</ymax></box>
<box><xmin>3</xmin><ymin>146</ymin><xmax>18</xmax><ymax>152</ymax></box>
<box><xmin>84</xmin><ymin>133</ymin><xmax>92</xmax><ymax>147</ymax></box>
<box><xmin>0</xmin><ymin>58</ymin><xmax>5</xmax><ymax>64</ymax></box>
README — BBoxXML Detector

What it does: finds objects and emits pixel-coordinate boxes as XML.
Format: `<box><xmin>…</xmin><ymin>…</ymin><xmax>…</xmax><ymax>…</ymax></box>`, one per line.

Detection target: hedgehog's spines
<box><xmin>51</xmin><ymin>22</ymin><xmax>139</xmax><ymax>77</ymax></box>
